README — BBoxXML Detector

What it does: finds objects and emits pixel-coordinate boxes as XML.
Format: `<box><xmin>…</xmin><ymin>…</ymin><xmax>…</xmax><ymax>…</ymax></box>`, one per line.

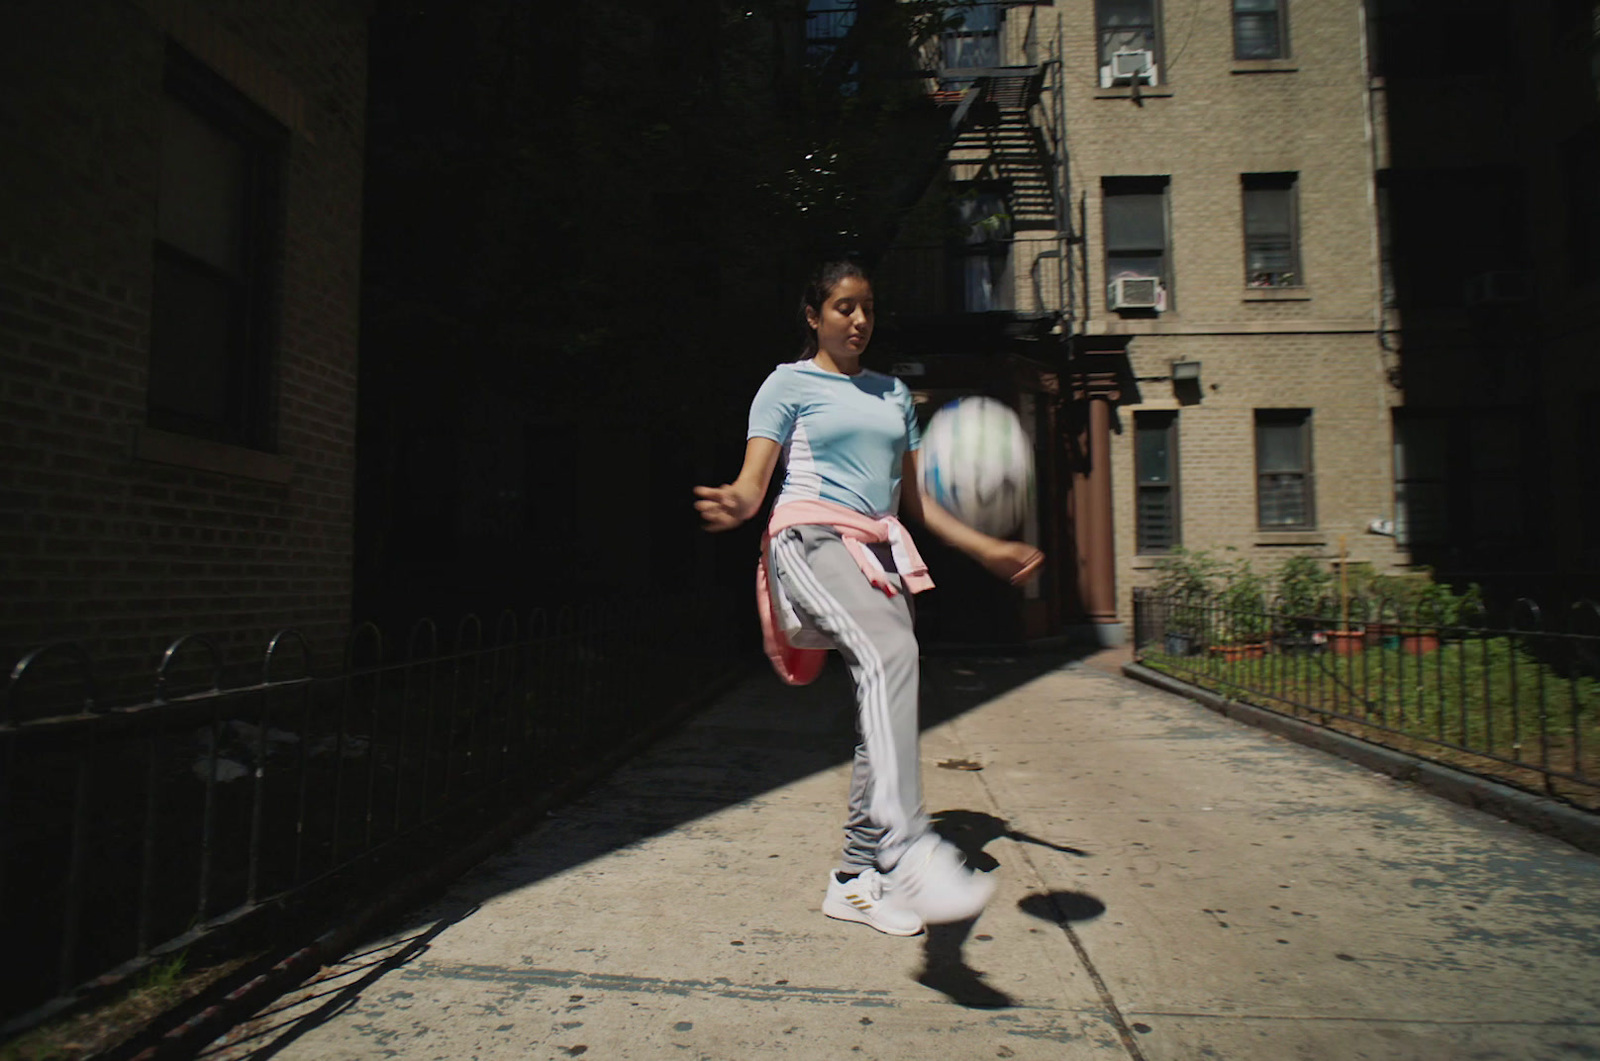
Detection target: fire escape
<box><xmin>874</xmin><ymin>4</ymin><xmax>1072</xmax><ymax>355</ymax></box>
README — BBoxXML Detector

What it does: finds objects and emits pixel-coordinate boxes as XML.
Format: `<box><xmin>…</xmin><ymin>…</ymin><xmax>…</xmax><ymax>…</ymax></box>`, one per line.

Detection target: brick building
<box><xmin>872</xmin><ymin>0</ymin><xmax>1408</xmax><ymax>642</ymax></box>
<box><xmin>1374</xmin><ymin>0</ymin><xmax>1600</xmax><ymax>608</ymax></box>
<box><xmin>0</xmin><ymin>0</ymin><xmax>370</xmax><ymax>695</ymax></box>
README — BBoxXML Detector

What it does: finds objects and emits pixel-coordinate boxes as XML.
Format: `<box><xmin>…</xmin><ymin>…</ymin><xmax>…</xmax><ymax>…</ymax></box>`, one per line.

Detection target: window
<box><xmin>1233</xmin><ymin>0</ymin><xmax>1287</xmax><ymax>60</ymax></box>
<box><xmin>805</xmin><ymin>1</ymin><xmax>855</xmax><ymax>70</ymax></box>
<box><xmin>1564</xmin><ymin>125</ymin><xmax>1600</xmax><ymax>284</ymax></box>
<box><xmin>1394</xmin><ymin>408</ymin><xmax>1527</xmax><ymax>551</ymax></box>
<box><xmin>1256</xmin><ymin>410</ymin><xmax>1314</xmax><ymax>529</ymax></box>
<box><xmin>1096</xmin><ymin>0</ymin><xmax>1161</xmax><ymax>84</ymax></box>
<box><xmin>941</xmin><ymin>3</ymin><xmax>1000</xmax><ymax>72</ymax></box>
<box><xmin>953</xmin><ymin>186</ymin><xmax>1012</xmax><ymax>312</ymax></box>
<box><xmin>1392</xmin><ymin>414</ymin><xmax>1449</xmax><ymax>547</ymax></box>
<box><xmin>1386</xmin><ymin>166</ymin><xmax>1524</xmax><ymax>308</ymax></box>
<box><xmin>1103</xmin><ymin>176</ymin><xmax>1170</xmax><ymax>309</ymax></box>
<box><xmin>1583</xmin><ymin>392</ymin><xmax>1600</xmax><ymax>553</ymax></box>
<box><xmin>1135</xmin><ymin>411</ymin><xmax>1180</xmax><ymax>553</ymax></box>
<box><xmin>150</xmin><ymin>47</ymin><xmax>284</xmax><ymax>448</ymax></box>
<box><xmin>1242</xmin><ymin>172</ymin><xmax>1301</xmax><ymax>287</ymax></box>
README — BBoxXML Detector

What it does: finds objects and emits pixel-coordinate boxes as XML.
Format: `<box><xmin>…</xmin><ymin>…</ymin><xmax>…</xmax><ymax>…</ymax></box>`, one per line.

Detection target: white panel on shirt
<box><xmin>777</xmin><ymin>420</ymin><xmax>823</xmax><ymax>507</ymax></box>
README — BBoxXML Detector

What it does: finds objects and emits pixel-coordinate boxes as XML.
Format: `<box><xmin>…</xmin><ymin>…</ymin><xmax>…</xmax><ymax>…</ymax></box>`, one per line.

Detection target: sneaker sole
<box><xmin>821</xmin><ymin>898</ymin><xmax>924</xmax><ymax>936</ymax></box>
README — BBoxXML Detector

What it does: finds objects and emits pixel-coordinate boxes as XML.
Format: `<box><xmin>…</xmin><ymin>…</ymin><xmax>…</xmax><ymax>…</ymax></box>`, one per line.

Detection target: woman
<box><xmin>694</xmin><ymin>260</ymin><xmax>1042</xmax><ymax>935</ymax></box>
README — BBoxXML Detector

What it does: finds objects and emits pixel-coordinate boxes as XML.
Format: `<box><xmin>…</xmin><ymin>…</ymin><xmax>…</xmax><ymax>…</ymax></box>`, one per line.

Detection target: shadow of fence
<box><xmin>0</xmin><ymin>591</ymin><xmax>742</xmax><ymax>1032</ymax></box>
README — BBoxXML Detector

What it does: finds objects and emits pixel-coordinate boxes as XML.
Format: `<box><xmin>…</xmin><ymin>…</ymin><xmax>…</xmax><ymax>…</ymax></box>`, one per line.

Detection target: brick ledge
<box><xmin>134</xmin><ymin>426</ymin><xmax>294</xmax><ymax>483</ymax></box>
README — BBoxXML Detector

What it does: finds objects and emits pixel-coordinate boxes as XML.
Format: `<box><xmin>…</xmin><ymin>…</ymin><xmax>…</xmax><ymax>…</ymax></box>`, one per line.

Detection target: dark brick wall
<box><xmin>0</xmin><ymin>0</ymin><xmax>368</xmax><ymax>700</ymax></box>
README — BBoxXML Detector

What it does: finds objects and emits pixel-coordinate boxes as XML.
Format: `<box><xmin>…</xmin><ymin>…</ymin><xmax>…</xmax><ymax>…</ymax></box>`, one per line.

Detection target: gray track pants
<box><xmin>768</xmin><ymin>524</ymin><xmax>929</xmax><ymax>873</ymax></box>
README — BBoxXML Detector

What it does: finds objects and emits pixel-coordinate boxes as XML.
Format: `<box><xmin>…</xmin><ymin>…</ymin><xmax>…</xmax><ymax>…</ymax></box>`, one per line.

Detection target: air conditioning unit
<box><xmin>1109</xmin><ymin>276</ymin><xmax>1164</xmax><ymax>311</ymax></box>
<box><xmin>1463</xmin><ymin>270</ymin><xmax>1533</xmax><ymax>306</ymax></box>
<box><xmin>1100</xmin><ymin>49</ymin><xmax>1157</xmax><ymax>88</ymax></box>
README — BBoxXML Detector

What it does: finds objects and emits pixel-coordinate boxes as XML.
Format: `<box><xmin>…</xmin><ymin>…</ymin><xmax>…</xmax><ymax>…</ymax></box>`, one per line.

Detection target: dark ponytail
<box><xmin>798</xmin><ymin>259</ymin><xmax>871</xmax><ymax>359</ymax></box>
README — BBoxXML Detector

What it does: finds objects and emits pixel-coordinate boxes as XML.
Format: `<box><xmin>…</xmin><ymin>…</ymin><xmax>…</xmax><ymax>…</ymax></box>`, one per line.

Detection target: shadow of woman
<box><xmin>915</xmin><ymin>917</ymin><xmax>1014</xmax><ymax>1009</ymax></box>
<box><xmin>912</xmin><ymin>810</ymin><xmax>1102</xmax><ymax>1009</ymax></box>
<box><xmin>931</xmin><ymin>808</ymin><xmax>1088</xmax><ymax>872</ymax></box>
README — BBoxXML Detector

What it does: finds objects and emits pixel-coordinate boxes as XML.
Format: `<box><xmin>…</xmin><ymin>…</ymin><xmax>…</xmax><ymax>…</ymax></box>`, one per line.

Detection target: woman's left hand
<box><xmin>982</xmin><ymin>540</ymin><xmax>1045</xmax><ymax>586</ymax></box>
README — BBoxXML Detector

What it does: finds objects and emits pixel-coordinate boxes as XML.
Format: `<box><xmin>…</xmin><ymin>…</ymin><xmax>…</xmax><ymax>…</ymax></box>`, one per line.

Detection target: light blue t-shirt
<box><xmin>748</xmin><ymin>360</ymin><xmax>921</xmax><ymax>518</ymax></box>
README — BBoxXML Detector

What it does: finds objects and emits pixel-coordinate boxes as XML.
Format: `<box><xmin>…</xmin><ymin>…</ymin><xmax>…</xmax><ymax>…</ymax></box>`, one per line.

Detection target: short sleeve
<box><xmin>898</xmin><ymin>380</ymin><xmax>921</xmax><ymax>451</ymax></box>
<box><xmin>748</xmin><ymin>367</ymin><xmax>797</xmax><ymax>444</ymax></box>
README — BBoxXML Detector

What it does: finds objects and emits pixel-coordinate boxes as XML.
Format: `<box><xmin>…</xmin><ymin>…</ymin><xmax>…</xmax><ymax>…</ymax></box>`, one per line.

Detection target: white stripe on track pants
<box><xmin>769</xmin><ymin>523</ymin><xmax>930</xmax><ymax>873</ymax></box>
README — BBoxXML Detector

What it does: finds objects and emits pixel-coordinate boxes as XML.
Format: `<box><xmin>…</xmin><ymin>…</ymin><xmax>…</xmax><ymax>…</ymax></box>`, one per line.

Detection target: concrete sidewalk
<box><xmin>204</xmin><ymin>653</ymin><xmax>1600</xmax><ymax>1061</ymax></box>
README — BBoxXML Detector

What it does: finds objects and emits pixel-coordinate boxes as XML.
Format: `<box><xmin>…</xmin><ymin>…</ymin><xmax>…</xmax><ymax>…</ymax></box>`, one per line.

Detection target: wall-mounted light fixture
<box><xmin>1171</xmin><ymin>360</ymin><xmax>1202</xmax><ymax>382</ymax></box>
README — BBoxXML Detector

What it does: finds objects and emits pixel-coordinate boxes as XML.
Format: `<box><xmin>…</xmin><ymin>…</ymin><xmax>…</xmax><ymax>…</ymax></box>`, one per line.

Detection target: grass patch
<box><xmin>1142</xmin><ymin>636</ymin><xmax>1600</xmax><ymax>811</ymax></box>
<box><xmin>0</xmin><ymin>952</ymin><xmax>252</xmax><ymax>1061</ymax></box>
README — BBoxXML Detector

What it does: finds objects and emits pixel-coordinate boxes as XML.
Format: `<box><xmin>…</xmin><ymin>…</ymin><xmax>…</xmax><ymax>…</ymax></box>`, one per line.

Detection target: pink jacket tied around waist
<box><xmin>756</xmin><ymin>499</ymin><xmax>934</xmax><ymax>685</ymax></box>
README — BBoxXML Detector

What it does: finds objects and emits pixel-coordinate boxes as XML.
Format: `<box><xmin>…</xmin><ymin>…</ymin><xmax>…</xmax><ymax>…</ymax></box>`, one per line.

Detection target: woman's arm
<box><xmin>693</xmin><ymin>437</ymin><xmax>783</xmax><ymax>532</ymax></box>
<box><xmin>900</xmin><ymin>450</ymin><xmax>1044</xmax><ymax>585</ymax></box>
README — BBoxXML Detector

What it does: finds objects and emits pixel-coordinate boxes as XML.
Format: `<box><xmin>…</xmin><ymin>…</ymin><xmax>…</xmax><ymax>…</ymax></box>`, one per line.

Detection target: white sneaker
<box><xmin>884</xmin><ymin>833</ymin><xmax>996</xmax><ymax>924</ymax></box>
<box><xmin>822</xmin><ymin>868</ymin><xmax>925</xmax><ymax>936</ymax></box>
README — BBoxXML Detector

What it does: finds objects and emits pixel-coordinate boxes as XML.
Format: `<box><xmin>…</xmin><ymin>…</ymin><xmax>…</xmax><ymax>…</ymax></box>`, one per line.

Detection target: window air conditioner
<box><xmin>1109</xmin><ymin>276</ymin><xmax>1164</xmax><ymax>311</ymax></box>
<box><xmin>1463</xmin><ymin>270</ymin><xmax>1532</xmax><ymax>306</ymax></box>
<box><xmin>1100</xmin><ymin>49</ymin><xmax>1156</xmax><ymax>88</ymax></box>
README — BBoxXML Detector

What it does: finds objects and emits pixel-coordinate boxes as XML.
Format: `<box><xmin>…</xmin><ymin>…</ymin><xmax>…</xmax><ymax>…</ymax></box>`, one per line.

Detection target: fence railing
<box><xmin>1131</xmin><ymin>589</ymin><xmax>1600</xmax><ymax>811</ymax></box>
<box><xmin>0</xmin><ymin>592</ymin><xmax>741</xmax><ymax>1028</ymax></box>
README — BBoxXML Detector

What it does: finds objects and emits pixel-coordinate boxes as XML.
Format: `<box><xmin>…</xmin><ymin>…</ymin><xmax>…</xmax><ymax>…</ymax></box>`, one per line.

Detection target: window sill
<box><xmin>1230</xmin><ymin>59</ymin><xmax>1298</xmax><ymax>75</ymax></box>
<box><xmin>1093</xmin><ymin>86</ymin><xmax>1175</xmax><ymax>100</ymax></box>
<box><xmin>1132</xmin><ymin>555</ymin><xmax>1174</xmax><ymax>570</ymax></box>
<box><xmin>134</xmin><ymin>426</ymin><xmax>293</xmax><ymax>484</ymax></box>
<box><xmin>1254</xmin><ymin>530</ymin><xmax>1324</xmax><ymax>546</ymax></box>
<box><xmin>1243</xmin><ymin>285</ymin><xmax>1312</xmax><ymax>302</ymax></box>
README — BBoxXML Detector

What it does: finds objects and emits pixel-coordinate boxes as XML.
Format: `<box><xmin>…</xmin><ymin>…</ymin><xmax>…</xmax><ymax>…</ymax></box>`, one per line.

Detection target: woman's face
<box><xmin>807</xmin><ymin>275</ymin><xmax>874</xmax><ymax>360</ymax></box>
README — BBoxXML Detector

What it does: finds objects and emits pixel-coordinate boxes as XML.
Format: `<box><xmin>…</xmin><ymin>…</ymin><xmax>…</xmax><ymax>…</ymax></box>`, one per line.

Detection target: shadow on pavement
<box><xmin>342</xmin><ymin>650</ymin><xmax>1105</xmax><ymax>1004</ymax></box>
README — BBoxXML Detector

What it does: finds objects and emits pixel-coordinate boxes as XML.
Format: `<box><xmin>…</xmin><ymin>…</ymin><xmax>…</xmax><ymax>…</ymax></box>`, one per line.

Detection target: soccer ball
<box><xmin>918</xmin><ymin>396</ymin><xmax>1034</xmax><ymax>538</ymax></box>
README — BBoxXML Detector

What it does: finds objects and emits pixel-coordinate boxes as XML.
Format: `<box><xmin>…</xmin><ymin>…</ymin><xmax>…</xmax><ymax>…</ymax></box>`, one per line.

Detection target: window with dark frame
<box><xmin>1583</xmin><ymin>391</ymin><xmax>1600</xmax><ymax>553</ymax></box>
<box><xmin>1242</xmin><ymin>172</ymin><xmax>1301</xmax><ymax>288</ymax></box>
<box><xmin>1103</xmin><ymin>176</ymin><xmax>1171</xmax><ymax>308</ymax></box>
<box><xmin>953</xmin><ymin>185</ymin><xmax>1013</xmax><ymax>313</ymax></box>
<box><xmin>1233</xmin><ymin>0</ymin><xmax>1287</xmax><ymax>60</ymax></box>
<box><xmin>1096</xmin><ymin>0</ymin><xmax>1161</xmax><ymax>83</ymax></box>
<box><xmin>941</xmin><ymin>2</ymin><xmax>1001</xmax><ymax>72</ymax></box>
<box><xmin>1255</xmin><ymin>409</ymin><xmax>1314</xmax><ymax>529</ymax></box>
<box><xmin>1135</xmin><ymin>411</ymin><xmax>1180</xmax><ymax>553</ymax></box>
<box><xmin>1564</xmin><ymin>124</ymin><xmax>1600</xmax><ymax>284</ymax></box>
<box><xmin>1393</xmin><ymin>407</ymin><xmax>1529</xmax><ymax>552</ymax></box>
<box><xmin>149</xmin><ymin>46</ymin><xmax>284</xmax><ymax>449</ymax></box>
<box><xmin>1392</xmin><ymin>413</ymin><xmax>1449</xmax><ymax>547</ymax></box>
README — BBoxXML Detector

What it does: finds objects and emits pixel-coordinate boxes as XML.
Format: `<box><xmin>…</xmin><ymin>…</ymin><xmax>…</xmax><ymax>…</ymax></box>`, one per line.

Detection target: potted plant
<box><xmin>1212</xmin><ymin>553</ymin><xmax>1270</xmax><ymax>660</ymax></box>
<box><xmin>1273</xmin><ymin>555</ymin><xmax>1332</xmax><ymax>653</ymax></box>
<box><xmin>1150</xmin><ymin>547</ymin><xmax>1221</xmax><ymax>656</ymax></box>
<box><xmin>1406</xmin><ymin>579</ymin><xmax>1484</xmax><ymax>654</ymax></box>
<box><xmin>1327</xmin><ymin>561</ymin><xmax>1375</xmax><ymax>655</ymax></box>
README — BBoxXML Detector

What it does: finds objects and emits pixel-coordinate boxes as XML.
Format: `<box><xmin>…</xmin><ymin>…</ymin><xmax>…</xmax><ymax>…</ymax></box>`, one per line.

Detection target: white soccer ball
<box><xmin>918</xmin><ymin>396</ymin><xmax>1034</xmax><ymax>538</ymax></box>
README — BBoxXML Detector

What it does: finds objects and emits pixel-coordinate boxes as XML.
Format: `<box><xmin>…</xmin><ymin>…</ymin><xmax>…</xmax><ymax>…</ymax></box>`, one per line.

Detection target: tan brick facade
<box><xmin>1007</xmin><ymin>0</ymin><xmax>1407</xmax><ymax>619</ymax></box>
<box><xmin>0</xmin><ymin>0</ymin><xmax>368</xmax><ymax>694</ymax></box>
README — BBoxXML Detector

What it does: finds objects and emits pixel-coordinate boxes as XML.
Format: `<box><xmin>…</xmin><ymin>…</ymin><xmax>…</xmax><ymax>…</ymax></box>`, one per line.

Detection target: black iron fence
<box><xmin>1</xmin><ymin>592</ymin><xmax>741</xmax><ymax>1028</ymax></box>
<box><xmin>1131</xmin><ymin>589</ymin><xmax>1600</xmax><ymax>811</ymax></box>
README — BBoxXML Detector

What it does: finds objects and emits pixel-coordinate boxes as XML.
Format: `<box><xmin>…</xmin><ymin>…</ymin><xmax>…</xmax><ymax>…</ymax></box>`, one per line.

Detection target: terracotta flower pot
<box><xmin>1325</xmin><ymin>629</ymin><xmax>1364</xmax><ymax>656</ymax></box>
<box><xmin>1402</xmin><ymin>632</ymin><xmax>1440</xmax><ymax>655</ymax></box>
<box><xmin>1210</xmin><ymin>642</ymin><xmax>1267</xmax><ymax>662</ymax></box>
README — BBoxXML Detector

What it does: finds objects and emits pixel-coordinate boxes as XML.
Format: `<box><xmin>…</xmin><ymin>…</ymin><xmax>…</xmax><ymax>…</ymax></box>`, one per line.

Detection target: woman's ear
<box><xmin>803</xmin><ymin>305</ymin><xmax>820</xmax><ymax>331</ymax></box>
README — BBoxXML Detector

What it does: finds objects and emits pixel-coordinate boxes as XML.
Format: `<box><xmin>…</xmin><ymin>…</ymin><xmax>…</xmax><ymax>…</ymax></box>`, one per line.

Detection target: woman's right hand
<box><xmin>693</xmin><ymin>484</ymin><xmax>749</xmax><ymax>532</ymax></box>
<box><xmin>693</xmin><ymin>439</ymin><xmax>781</xmax><ymax>534</ymax></box>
